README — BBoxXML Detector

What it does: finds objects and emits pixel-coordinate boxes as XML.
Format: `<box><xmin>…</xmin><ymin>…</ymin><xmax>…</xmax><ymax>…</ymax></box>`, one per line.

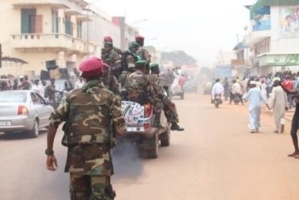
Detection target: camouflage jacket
<box><xmin>101</xmin><ymin>48</ymin><xmax>121</xmax><ymax>70</ymax></box>
<box><xmin>125</xmin><ymin>70</ymin><xmax>156</xmax><ymax>104</ymax></box>
<box><xmin>148</xmin><ymin>74</ymin><xmax>165</xmax><ymax>98</ymax></box>
<box><xmin>118</xmin><ymin>71</ymin><xmax>131</xmax><ymax>89</ymax></box>
<box><xmin>137</xmin><ymin>47</ymin><xmax>151</xmax><ymax>63</ymax></box>
<box><xmin>101</xmin><ymin>76</ymin><xmax>120</xmax><ymax>95</ymax></box>
<box><xmin>49</xmin><ymin>80</ymin><xmax>126</xmax><ymax>175</ymax></box>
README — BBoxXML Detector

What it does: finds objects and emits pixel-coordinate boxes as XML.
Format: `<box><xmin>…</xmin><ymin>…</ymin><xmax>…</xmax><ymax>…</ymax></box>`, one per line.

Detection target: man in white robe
<box><xmin>269</xmin><ymin>77</ymin><xmax>288</xmax><ymax>133</ymax></box>
<box><xmin>243</xmin><ymin>81</ymin><xmax>267</xmax><ymax>133</ymax></box>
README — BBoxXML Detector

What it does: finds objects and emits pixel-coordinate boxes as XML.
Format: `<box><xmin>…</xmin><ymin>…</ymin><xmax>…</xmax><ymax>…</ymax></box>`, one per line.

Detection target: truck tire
<box><xmin>160</xmin><ymin>126</ymin><xmax>170</xmax><ymax>147</ymax></box>
<box><xmin>147</xmin><ymin>131</ymin><xmax>159</xmax><ymax>159</ymax></box>
<box><xmin>180</xmin><ymin>93</ymin><xmax>184</xmax><ymax>99</ymax></box>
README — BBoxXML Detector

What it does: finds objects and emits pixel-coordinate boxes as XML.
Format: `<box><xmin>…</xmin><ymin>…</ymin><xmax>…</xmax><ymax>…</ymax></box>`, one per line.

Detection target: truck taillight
<box><xmin>144</xmin><ymin>103</ymin><xmax>152</xmax><ymax>118</ymax></box>
<box><xmin>144</xmin><ymin>104</ymin><xmax>152</xmax><ymax>129</ymax></box>
<box><xmin>18</xmin><ymin>105</ymin><xmax>29</xmax><ymax>115</ymax></box>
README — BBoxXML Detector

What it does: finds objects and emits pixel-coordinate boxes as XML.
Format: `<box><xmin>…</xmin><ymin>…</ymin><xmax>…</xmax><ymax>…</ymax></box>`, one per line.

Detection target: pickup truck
<box><xmin>121</xmin><ymin>101</ymin><xmax>170</xmax><ymax>158</ymax></box>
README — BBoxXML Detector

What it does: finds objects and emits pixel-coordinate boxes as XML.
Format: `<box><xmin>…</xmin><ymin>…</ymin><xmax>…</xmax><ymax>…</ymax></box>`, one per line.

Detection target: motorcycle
<box><xmin>234</xmin><ymin>94</ymin><xmax>241</xmax><ymax>105</ymax></box>
<box><xmin>214</xmin><ymin>94</ymin><xmax>222</xmax><ymax>108</ymax></box>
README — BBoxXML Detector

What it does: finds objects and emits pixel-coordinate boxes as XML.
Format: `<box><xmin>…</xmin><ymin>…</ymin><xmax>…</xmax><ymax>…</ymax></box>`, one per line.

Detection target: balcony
<box><xmin>12</xmin><ymin>0</ymin><xmax>71</xmax><ymax>9</ymax></box>
<box><xmin>11</xmin><ymin>33</ymin><xmax>95</xmax><ymax>55</ymax></box>
<box><xmin>245</xmin><ymin>30</ymin><xmax>270</xmax><ymax>46</ymax></box>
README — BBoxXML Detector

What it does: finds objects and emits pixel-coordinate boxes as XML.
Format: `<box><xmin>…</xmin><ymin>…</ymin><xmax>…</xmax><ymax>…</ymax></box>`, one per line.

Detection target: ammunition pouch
<box><xmin>105</xmin><ymin>184</ymin><xmax>116</xmax><ymax>199</ymax></box>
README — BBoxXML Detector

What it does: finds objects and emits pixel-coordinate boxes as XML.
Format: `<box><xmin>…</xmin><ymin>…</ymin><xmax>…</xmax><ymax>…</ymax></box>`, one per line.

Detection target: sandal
<box><xmin>288</xmin><ymin>152</ymin><xmax>299</xmax><ymax>157</ymax></box>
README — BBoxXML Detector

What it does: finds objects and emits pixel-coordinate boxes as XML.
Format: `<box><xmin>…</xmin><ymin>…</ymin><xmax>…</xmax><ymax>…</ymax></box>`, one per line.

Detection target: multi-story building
<box><xmin>0</xmin><ymin>0</ymin><xmax>97</xmax><ymax>76</ymax></box>
<box><xmin>0</xmin><ymin>0</ymin><xmax>138</xmax><ymax>77</ymax></box>
<box><xmin>243</xmin><ymin>0</ymin><xmax>299</xmax><ymax>75</ymax></box>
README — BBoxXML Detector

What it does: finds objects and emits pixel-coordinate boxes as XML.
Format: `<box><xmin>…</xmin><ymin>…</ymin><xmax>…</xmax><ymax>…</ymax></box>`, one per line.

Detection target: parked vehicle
<box><xmin>0</xmin><ymin>90</ymin><xmax>53</xmax><ymax>137</ymax></box>
<box><xmin>170</xmin><ymin>85</ymin><xmax>184</xmax><ymax>99</ymax></box>
<box><xmin>121</xmin><ymin>101</ymin><xmax>170</xmax><ymax>159</ymax></box>
<box><xmin>203</xmin><ymin>81</ymin><xmax>212</xmax><ymax>95</ymax></box>
<box><xmin>184</xmin><ymin>79</ymin><xmax>198</xmax><ymax>93</ymax></box>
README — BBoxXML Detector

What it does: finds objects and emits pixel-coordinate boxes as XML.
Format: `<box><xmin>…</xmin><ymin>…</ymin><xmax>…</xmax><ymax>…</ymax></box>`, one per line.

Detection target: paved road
<box><xmin>1</xmin><ymin>93</ymin><xmax>299</xmax><ymax>200</ymax></box>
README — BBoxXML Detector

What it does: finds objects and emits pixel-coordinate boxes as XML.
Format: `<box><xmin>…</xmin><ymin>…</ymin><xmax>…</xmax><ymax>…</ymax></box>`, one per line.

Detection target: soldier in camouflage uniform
<box><xmin>46</xmin><ymin>57</ymin><xmax>126</xmax><ymax>200</ymax></box>
<box><xmin>125</xmin><ymin>60</ymin><xmax>163</xmax><ymax>128</ymax></box>
<box><xmin>119</xmin><ymin>41</ymin><xmax>140</xmax><ymax>94</ymax></box>
<box><xmin>149</xmin><ymin>64</ymin><xmax>184</xmax><ymax>131</ymax></box>
<box><xmin>135</xmin><ymin>35</ymin><xmax>151</xmax><ymax>72</ymax></box>
<box><xmin>101</xmin><ymin>41</ymin><xmax>122</xmax><ymax>78</ymax></box>
<box><xmin>101</xmin><ymin>62</ymin><xmax>121</xmax><ymax>96</ymax></box>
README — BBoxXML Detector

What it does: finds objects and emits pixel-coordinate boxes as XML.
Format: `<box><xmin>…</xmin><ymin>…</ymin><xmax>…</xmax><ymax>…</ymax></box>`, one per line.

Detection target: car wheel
<box><xmin>29</xmin><ymin>119</ymin><xmax>39</xmax><ymax>138</ymax></box>
<box><xmin>147</xmin><ymin>131</ymin><xmax>159</xmax><ymax>159</ymax></box>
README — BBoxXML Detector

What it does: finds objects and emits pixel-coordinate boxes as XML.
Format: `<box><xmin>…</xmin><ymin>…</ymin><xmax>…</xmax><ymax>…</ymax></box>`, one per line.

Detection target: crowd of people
<box><xmin>210</xmin><ymin>70</ymin><xmax>299</xmax><ymax>159</ymax></box>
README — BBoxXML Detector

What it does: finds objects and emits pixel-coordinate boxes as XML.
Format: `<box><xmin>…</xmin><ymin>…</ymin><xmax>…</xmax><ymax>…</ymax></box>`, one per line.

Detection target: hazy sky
<box><xmin>90</xmin><ymin>0</ymin><xmax>256</xmax><ymax>66</ymax></box>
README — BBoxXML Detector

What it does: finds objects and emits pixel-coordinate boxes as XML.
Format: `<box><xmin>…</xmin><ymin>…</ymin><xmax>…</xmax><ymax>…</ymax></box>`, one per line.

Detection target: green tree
<box><xmin>161</xmin><ymin>51</ymin><xmax>197</xmax><ymax>66</ymax></box>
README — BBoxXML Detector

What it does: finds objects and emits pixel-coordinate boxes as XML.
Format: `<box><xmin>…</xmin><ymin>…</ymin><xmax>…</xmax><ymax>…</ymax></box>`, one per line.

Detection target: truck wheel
<box><xmin>180</xmin><ymin>93</ymin><xmax>184</xmax><ymax>99</ymax></box>
<box><xmin>147</xmin><ymin>131</ymin><xmax>159</xmax><ymax>159</ymax></box>
<box><xmin>160</xmin><ymin>126</ymin><xmax>170</xmax><ymax>147</ymax></box>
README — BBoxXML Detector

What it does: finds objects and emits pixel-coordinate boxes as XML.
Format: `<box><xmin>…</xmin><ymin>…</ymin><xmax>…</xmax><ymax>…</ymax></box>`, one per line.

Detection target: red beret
<box><xmin>79</xmin><ymin>57</ymin><xmax>104</xmax><ymax>77</ymax></box>
<box><xmin>103</xmin><ymin>36</ymin><xmax>113</xmax><ymax>42</ymax></box>
<box><xmin>135</xmin><ymin>35</ymin><xmax>144</xmax><ymax>42</ymax></box>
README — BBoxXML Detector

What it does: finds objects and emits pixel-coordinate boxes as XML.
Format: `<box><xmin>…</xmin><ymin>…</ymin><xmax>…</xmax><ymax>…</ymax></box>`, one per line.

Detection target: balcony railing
<box><xmin>11</xmin><ymin>33</ymin><xmax>95</xmax><ymax>55</ymax></box>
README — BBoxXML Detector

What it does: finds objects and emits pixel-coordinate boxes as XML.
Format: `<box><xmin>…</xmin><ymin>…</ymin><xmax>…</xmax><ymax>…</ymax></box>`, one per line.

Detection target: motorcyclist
<box><xmin>230</xmin><ymin>79</ymin><xmax>244</xmax><ymax>105</ymax></box>
<box><xmin>211</xmin><ymin>79</ymin><xmax>224</xmax><ymax>103</ymax></box>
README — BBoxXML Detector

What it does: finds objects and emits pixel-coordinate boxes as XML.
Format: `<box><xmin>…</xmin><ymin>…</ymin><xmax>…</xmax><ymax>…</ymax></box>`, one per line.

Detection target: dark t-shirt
<box><xmin>294</xmin><ymin>94</ymin><xmax>299</xmax><ymax>117</ymax></box>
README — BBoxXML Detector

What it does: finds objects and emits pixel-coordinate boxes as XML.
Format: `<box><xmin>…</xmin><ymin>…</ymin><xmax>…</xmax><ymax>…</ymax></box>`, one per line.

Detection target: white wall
<box><xmin>82</xmin><ymin>14</ymin><xmax>121</xmax><ymax>49</ymax></box>
<box><xmin>270</xmin><ymin>6</ymin><xmax>299</xmax><ymax>53</ymax></box>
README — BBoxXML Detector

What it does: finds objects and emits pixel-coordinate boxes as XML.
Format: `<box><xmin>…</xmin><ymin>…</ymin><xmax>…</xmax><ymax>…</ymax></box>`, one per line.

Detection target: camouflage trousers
<box><xmin>69</xmin><ymin>173</ymin><xmax>115</xmax><ymax>200</ymax></box>
<box><xmin>162</xmin><ymin>96</ymin><xmax>179</xmax><ymax>123</ymax></box>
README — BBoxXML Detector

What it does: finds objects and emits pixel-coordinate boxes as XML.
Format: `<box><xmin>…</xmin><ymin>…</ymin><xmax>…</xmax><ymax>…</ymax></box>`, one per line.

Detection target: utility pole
<box><xmin>0</xmin><ymin>44</ymin><xmax>2</xmax><ymax>68</ymax></box>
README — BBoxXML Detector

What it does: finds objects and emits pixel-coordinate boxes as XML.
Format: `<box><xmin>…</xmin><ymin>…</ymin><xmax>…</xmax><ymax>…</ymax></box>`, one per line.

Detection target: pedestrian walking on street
<box><xmin>268</xmin><ymin>77</ymin><xmax>288</xmax><ymax>133</ymax></box>
<box><xmin>282</xmin><ymin>75</ymin><xmax>293</xmax><ymax>109</ymax></box>
<box><xmin>279</xmin><ymin>82</ymin><xmax>299</xmax><ymax>158</ymax></box>
<box><xmin>243</xmin><ymin>81</ymin><xmax>268</xmax><ymax>133</ymax></box>
<box><xmin>46</xmin><ymin>57</ymin><xmax>127</xmax><ymax>199</ymax></box>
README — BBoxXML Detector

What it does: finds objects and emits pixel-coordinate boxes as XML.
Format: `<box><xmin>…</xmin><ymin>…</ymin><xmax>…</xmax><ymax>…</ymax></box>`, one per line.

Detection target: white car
<box><xmin>0</xmin><ymin>90</ymin><xmax>54</xmax><ymax>138</ymax></box>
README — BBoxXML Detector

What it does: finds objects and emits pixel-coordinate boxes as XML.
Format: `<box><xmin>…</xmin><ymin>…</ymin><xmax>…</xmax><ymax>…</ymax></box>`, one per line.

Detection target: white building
<box><xmin>0</xmin><ymin>0</ymin><xmax>137</xmax><ymax>77</ymax></box>
<box><xmin>243</xmin><ymin>0</ymin><xmax>299</xmax><ymax>75</ymax></box>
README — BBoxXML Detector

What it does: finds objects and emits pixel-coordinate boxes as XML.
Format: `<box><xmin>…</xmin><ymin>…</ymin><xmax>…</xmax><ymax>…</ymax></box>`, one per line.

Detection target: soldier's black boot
<box><xmin>154</xmin><ymin>113</ymin><xmax>163</xmax><ymax>129</ymax></box>
<box><xmin>171</xmin><ymin>122</ymin><xmax>184</xmax><ymax>131</ymax></box>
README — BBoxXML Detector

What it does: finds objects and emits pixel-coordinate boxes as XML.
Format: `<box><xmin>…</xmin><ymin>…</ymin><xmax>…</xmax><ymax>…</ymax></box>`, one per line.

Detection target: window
<box><xmin>21</xmin><ymin>8</ymin><xmax>43</xmax><ymax>34</ymax></box>
<box><xmin>65</xmin><ymin>16</ymin><xmax>72</xmax><ymax>35</ymax></box>
<box><xmin>0</xmin><ymin>92</ymin><xmax>27</xmax><ymax>103</ymax></box>
<box><xmin>77</xmin><ymin>21</ymin><xmax>82</xmax><ymax>39</ymax></box>
<box><xmin>51</xmin><ymin>10</ymin><xmax>59</xmax><ymax>33</ymax></box>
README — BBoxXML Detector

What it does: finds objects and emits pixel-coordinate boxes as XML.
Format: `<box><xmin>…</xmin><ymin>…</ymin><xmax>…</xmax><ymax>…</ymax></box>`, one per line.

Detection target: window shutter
<box><xmin>35</xmin><ymin>15</ymin><xmax>43</xmax><ymax>33</ymax></box>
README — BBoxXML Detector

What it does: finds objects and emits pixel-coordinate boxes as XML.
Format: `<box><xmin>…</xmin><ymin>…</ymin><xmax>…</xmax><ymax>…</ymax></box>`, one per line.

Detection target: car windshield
<box><xmin>0</xmin><ymin>92</ymin><xmax>27</xmax><ymax>103</ymax></box>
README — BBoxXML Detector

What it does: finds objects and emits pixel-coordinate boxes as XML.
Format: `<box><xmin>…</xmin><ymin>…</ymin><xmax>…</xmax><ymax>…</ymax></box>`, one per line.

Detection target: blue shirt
<box><xmin>243</xmin><ymin>87</ymin><xmax>266</xmax><ymax>110</ymax></box>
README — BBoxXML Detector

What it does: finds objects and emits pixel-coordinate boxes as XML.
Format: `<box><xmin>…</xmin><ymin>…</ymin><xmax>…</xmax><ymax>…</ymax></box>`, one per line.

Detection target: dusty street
<box><xmin>1</xmin><ymin>93</ymin><xmax>299</xmax><ymax>200</ymax></box>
